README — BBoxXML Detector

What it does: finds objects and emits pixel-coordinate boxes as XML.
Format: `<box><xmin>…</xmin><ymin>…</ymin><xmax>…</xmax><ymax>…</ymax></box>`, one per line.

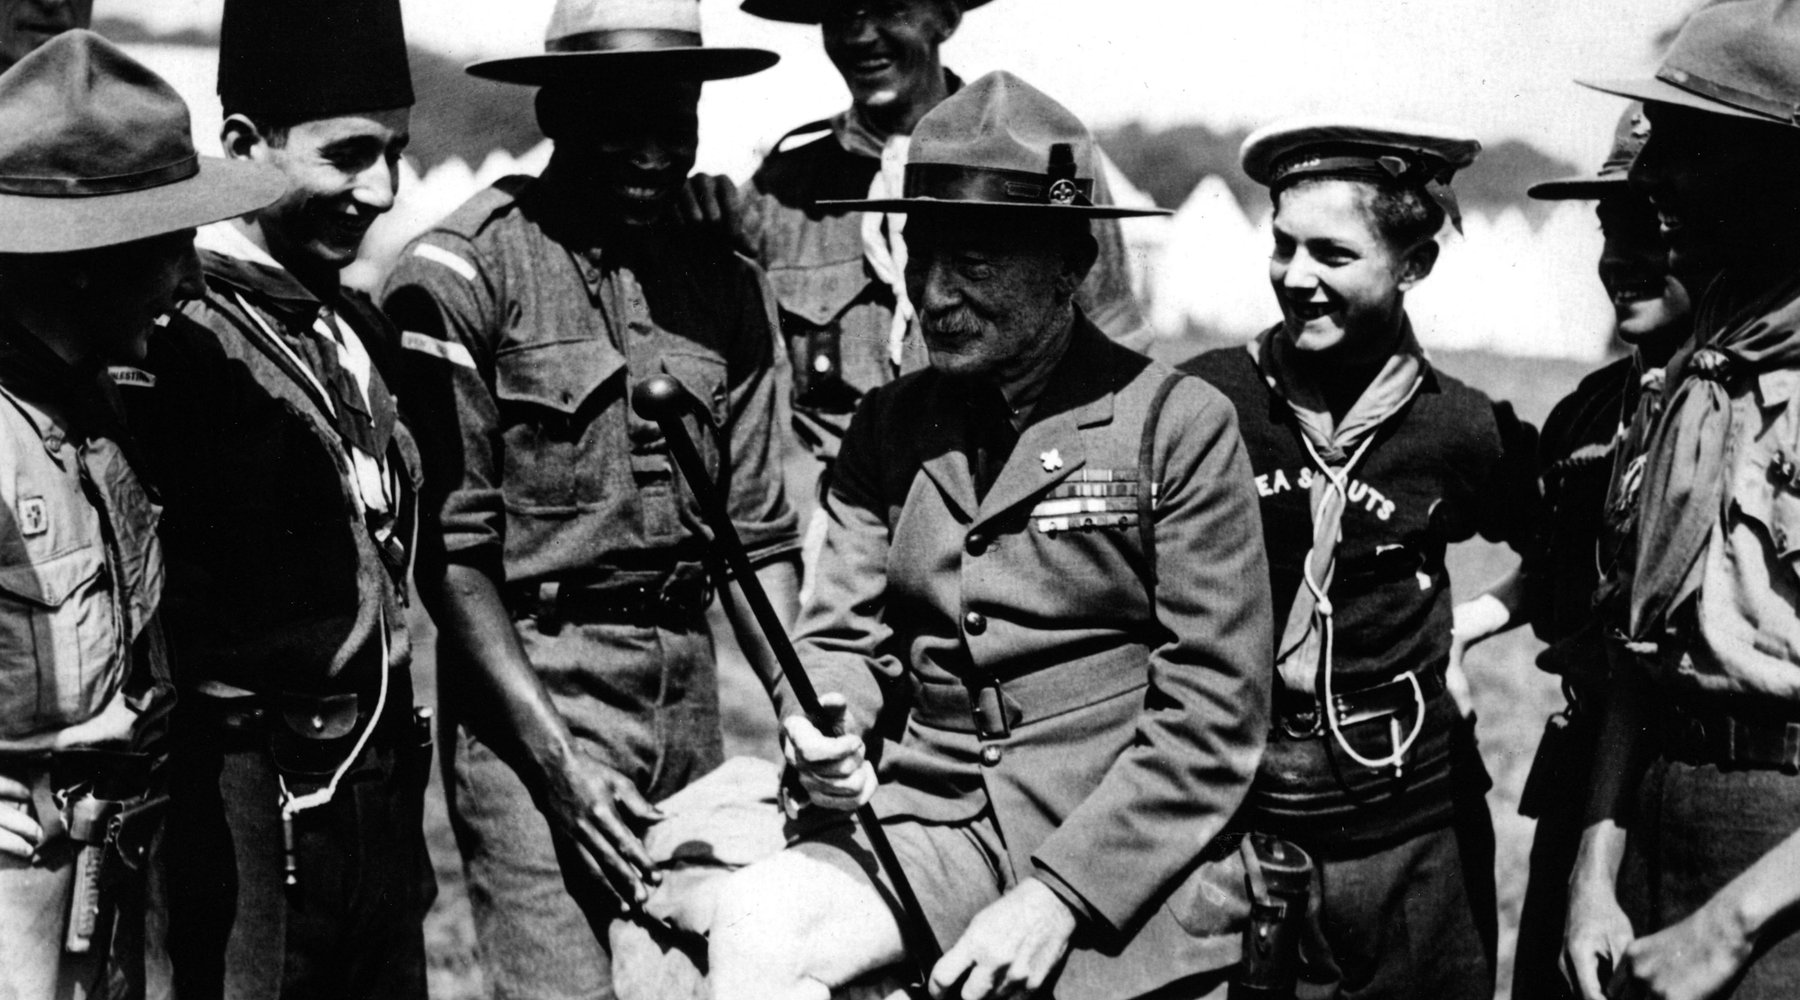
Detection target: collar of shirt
<box><xmin>990</xmin><ymin>313</ymin><xmax>1077</xmax><ymax>431</ymax></box>
<box><xmin>196</xmin><ymin>221</ymin><xmax>331</xmax><ymax>327</ymax></box>
<box><xmin>832</xmin><ymin>68</ymin><xmax>965</xmax><ymax>161</ymax></box>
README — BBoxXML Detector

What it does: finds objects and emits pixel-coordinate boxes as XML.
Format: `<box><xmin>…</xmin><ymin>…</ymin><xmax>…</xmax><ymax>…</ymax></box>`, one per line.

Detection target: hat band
<box><xmin>0</xmin><ymin>154</ymin><xmax>198</xmax><ymax>198</ymax></box>
<box><xmin>546</xmin><ymin>28</ymin><xmax>705</xmax><ymax>54</ymax></box>
<box><xmin>903</xmin><ymin>163</ymin><xmax>1094</xmax><ymax>207</ymax></box>
<box><xmin>1657</xmin><ymin>66</ymin><xmax>1800</xmax><ymax>126</ymax></box>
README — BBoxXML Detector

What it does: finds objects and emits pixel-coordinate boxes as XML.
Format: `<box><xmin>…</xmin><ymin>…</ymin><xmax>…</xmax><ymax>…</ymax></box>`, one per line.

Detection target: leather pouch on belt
<box><xmin>270</xmin><ymin>692</ymin><xmax>365</xmax><ymax>783</ymax></box>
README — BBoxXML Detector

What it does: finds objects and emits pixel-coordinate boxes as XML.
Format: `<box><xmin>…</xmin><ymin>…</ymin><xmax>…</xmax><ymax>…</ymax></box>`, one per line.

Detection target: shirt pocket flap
<box><xmin>660</xmin><ymin>351</ymin><xmax>729</xmax><ymax>426</ymax></box>
<box><xmin>0</xmin><ymin>545</ymin><xmax>103</xmax><ymax>609</ymax></box>
<box><xmin>495</xmin><ymin>339</ymin><xmax>624</xmax><ymax>415</ymax></box>
<box><xmin>1737</xmin><ymin>446</ymin><xmax>1800</xmax><ymax>561</ymax></box>
<box><xmin>766</xmin><ymin>257</ymin><xmax>874</xmax><ymax>328</ymax></box>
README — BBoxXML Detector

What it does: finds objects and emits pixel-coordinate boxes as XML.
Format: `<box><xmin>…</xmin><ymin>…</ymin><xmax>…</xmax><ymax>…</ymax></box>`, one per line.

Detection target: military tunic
<box><xmin>787</xmin><ymin>318</ymin><xmax>1272</xmax><ymax>1000</ymax></box>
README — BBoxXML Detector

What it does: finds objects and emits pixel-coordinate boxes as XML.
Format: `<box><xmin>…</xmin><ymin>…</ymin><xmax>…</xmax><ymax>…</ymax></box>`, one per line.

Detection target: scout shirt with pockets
<box><xmin>742</xmin><ymin>86</ymin><xmax>1154</xmax><ymax>462</ymax></box>
<box><xmin>381</xmin><ymin>175</ymin><xmax>798</xmax><ymax>586</ymax></box>
<box><xmin>788</xmin><ymin>316</ymin><xmax>1273</xmax><ymax>1000</ymax></box>
<box><xmin>379</xmin><ymin>176</ymin><xmax>799</xmax><ymax>751</ymax></box>
<box><xmin>1654</xmin><ymin>276</ymin><xmax>1800</xmax><ymax>707</ymax></box>
<box><xmin>0</xmin><ymin>325</ymin><xmax>167</xmax><ymax>748</ymax></box>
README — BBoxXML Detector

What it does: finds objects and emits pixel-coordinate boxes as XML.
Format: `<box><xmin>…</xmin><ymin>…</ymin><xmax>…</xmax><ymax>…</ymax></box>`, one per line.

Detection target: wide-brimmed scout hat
<box><xmin>219</xmin><ymin>0</ymin><xmax>414</xmax><ymax>119</ymax></box>
<box><xmin>1528</xmin><ymin>104</ymin><xmax>1648</xmax><ymax>201</ymax></box>
<box><xmin>468</xmin><ymin>0</ymin><xmax>778</xmax><ymax>86</ymax></box>
<box><xmin>821</xmin><ymin>71</ymin><xmax>1170</xmax><ymax>218</ymax></box>
<box><xmin>1581</xmin><ymin>0</ymin><xmax>1800</xmax><ymax>127</ymax></box>
<box><xmin>741</xmin><ymin>0</ymin><xmax>994</xmax><ymax>25</ymax></box>
<box><xmin>1239</xmin><ymin>117</ymin><xmax>1481</xmax><ymax>230</ymax></box>
<box><xmin>0</xmin><ymin>30</ymin><xmax>286</xmax><ymax>254</ymax></box>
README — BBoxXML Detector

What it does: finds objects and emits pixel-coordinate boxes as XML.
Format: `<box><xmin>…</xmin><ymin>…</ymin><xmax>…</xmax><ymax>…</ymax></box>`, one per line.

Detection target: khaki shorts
<box><xmin>791</xmin><ymin>808</ymin><xmax>1012</xmax><ymax>953</ymax></box>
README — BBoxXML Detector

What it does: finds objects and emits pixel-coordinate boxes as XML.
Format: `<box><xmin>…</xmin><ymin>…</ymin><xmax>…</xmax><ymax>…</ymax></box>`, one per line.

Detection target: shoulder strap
<box><xmin>1137</xmin><ymin>371</ymin><xmax>1187</xmax><ymax>609</ymax></box>
<box><xmin>772</xmin><ymin>117</ymin><xmax>836</xmax><ymax>154</ymax></box>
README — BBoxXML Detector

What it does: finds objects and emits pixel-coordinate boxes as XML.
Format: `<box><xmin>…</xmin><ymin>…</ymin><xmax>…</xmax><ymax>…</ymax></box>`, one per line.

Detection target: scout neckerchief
<box><xmin>1631</xmin><ymin>268</ymin><xmax>1800</xmax><ymax>641</ymax></box>
<box><xmin>1250</xmin><ymin>320</ymin><xmax>1427</xmax><ymax>770</ymax></box>
<box><xmin>837</xmin><ymin>73</ymin><xmax>963</xmax><ymax>367</ymax></box>
<box><xmin>851</xmin><ymin>117</ymin><xmax>914</xmax><ymax>366</ymax></box>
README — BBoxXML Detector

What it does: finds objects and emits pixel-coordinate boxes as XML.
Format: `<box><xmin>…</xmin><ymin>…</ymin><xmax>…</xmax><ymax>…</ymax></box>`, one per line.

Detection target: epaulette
<box><xmin>769</xmin><ymin>116</ymin><xmax>837</xmax><ymax>156</ymax></box>
<box><xmin>424</xmin><ymin>176</ymin><xmax>534</xmax><ymax>242</ymax></box>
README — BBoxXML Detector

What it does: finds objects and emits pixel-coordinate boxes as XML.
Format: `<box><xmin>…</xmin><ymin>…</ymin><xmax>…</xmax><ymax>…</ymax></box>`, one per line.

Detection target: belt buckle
<box><xmin>534</xmin><ymin>581</ymin><xmax>563</xmax><ymax>635</ymax></box>
<box><xmin>971</xmin><ymin>681</ymin><xmax>1012</xmax><ymax>741</ymax></box>
<box><xmin>1279</xmin><ymin>700</ymin><xmax>1323</xmax><ymax>739</ymax></box>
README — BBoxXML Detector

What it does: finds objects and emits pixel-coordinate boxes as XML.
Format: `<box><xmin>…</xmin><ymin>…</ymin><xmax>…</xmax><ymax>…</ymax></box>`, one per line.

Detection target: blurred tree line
<box><xmin>1096</xmin><ymin>120</ymin><xmax>1581</xmax><ymax>225</ymax></box>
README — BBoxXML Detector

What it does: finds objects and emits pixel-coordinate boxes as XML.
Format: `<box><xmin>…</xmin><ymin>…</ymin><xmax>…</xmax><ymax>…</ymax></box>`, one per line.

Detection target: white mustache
<box><xmin>925</xmin><ymin>307</ymin><xmax>987</xmax><ymax>338</ymax></box>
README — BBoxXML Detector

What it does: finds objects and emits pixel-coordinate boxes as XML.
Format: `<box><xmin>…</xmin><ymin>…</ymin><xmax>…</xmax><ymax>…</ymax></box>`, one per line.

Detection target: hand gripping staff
<box><xmin>630</xmin><ymin>374</ymin><xmax>943</xmax><ymax>987</ymax></box>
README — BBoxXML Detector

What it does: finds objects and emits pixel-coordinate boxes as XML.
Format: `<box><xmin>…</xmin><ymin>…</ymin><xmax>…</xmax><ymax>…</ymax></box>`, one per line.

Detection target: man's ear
<box><xmin>1058</xmin><ymin>232</ymin><xmax>1098</xmax><ymax>299</ymax></box>
<box><xmin>934</xmin><ymin>0</ymin><xmax>962</xmax><ymax>42</ymax></box>
<box><xmin>221</xmin><ymin>114</ymin><xmax>267</xmax><ymax>163</ymax></box>
<box><xmin>1397</xmin><ymin>238</ymin><xmax>1440</xmax><ymax>292</ymax></box>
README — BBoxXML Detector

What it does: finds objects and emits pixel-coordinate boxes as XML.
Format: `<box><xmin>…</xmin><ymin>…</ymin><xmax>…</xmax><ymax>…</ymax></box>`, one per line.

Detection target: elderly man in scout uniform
<box><xmin>130</xmin><ymin>0</ymin><xmax>434</xmax><ymax>996</ymax></box>
<box><xmin>706</xmin><ymin>71</ymin><xmax>1272</xmax><ymax>1000</ymax></box>
<box><xmin>1558</xmin><ymin>3</ymin><xmax>1800</xmax><ymax>999</ymax></box>
<box><xmin>1444</xmin><ymin>105</ymin><xmax>1691</xmax><ymax>1000</ymax></box>
<box><xmin>0</xmin><ymin>30</ymin><xmax>282</xmax><ymax>999</ymax></box>
<box><xmin>378</xmin><ymin>1</ymin><xmax>801</xmax><ymax>997</ymax></box>
<box><xmin>687</xmin><ymin>0</ymin><xmax>1151</xmax><ymax>582</ymax></box>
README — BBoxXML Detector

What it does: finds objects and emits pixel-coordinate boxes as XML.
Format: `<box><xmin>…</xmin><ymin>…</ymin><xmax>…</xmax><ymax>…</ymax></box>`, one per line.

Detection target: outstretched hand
<box><xmin>541</xmin><ymin>749</ymin><xmax>664</xmax><ymax>909</ymax></box>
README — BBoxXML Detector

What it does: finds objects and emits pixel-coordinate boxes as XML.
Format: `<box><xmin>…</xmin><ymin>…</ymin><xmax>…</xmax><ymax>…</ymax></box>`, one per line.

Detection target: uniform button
<box><xmin>310</xmin><ymin>715</ymin><xmax>326</xmax><ymax>732</ymax></box>
<box><xmin>965</xmin><ymin>533</ymin><xmax>988</xmax><ymax>557</ymax></box>
<box><xmin>963</xmin><ymin>611</ymin><xmax>987</xmax><ymax>635</ymax></box>
<box><xmin>980</xmin><ymin>744</ymin><xmax>1003</xmax><ymax>767</ymax></box>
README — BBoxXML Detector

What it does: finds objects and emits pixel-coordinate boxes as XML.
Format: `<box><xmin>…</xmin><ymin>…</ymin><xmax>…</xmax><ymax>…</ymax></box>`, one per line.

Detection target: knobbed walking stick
<box><xmin>631</xmin><ymin>374</ymin><xmax>943</xmax><ymax>990</ymax></box>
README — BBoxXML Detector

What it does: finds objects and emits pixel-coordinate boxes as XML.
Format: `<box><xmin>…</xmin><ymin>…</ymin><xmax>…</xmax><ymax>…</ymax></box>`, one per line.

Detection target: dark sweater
<box><xmin>1181</xmin><ymin>343</ymin><xmax>1540</xmax><ymax>851</ymax></box>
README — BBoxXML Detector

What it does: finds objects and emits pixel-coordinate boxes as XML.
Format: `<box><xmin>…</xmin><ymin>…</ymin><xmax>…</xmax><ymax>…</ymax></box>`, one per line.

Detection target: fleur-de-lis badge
<box><xmin>1040</xmin><ymin>449</ymin><xmax>1064</xmax><ymax>472</ymax></box>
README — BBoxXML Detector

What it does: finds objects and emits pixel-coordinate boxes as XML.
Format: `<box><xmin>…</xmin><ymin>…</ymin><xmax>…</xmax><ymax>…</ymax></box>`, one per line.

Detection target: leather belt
<box><xmin>912</xmin><ymin>648</ymin><xmax>1151</xmax><ymax>739</ymax></box>
<box><xmin>1661</xmin><ymin>702</ymin><xmax>1800</xmax><ymax>774</ymax></box>
<box><xmin>1274</xmin><ymin>666</ymin><xmax>1447</xmax><ymax>740</ymax></box>
<box><xmin>505</xmin><ymin>573</ymin><xmax>712</xmax><ymax>631</ymax></box>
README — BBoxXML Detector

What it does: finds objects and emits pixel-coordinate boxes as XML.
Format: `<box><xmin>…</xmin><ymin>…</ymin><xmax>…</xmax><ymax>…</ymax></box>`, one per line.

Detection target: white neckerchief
<box><xmin>859</xmin><ymin>134</ymin><xmax>915</xmax><ymax>366</ymax></box>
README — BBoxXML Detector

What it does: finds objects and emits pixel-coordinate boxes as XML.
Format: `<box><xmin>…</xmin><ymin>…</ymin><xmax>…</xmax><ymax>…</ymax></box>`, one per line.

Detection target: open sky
<box><xmin>115</xmin><ymin>0</ymin><xmax>1700</xmax><ymax>179</ymax></box>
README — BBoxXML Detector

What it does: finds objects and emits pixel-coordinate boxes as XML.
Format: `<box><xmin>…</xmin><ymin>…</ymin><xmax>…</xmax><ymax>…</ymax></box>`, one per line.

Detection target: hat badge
<box><xmin>1048</xmin><ymin>179</ymin><xmax>1079</xmax><ymax>205</ymax></box>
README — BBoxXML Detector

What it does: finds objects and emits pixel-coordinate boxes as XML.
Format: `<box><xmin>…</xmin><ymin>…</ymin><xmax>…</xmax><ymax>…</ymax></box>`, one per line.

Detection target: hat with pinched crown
<box><xmin>1529</xmin><ymin>104</ymin><xmax>1649</xmax><ymax>200</ymax></box>
<box><xmin>821</xmin><ymin>70</ymin><xmax>1169</xmax><ymax>218</ymax></box>
<box><xmin>1581</xmin><ymin>0</ymin><xmax>1800</xmax><ymax>127</ymax></box>
<box><xmin>0</xmin><ymin>30</ymin><xmax>286</xmax><ymax>254</ymax></box>
<box><xmin>741</xmin><ymin>0</ymin><xmax>993</xmax><ymax>25</ymax></box>
<box><xmin>469</xmin><ymin>0</ymin><xmax>778</xmax><ymax>86</ymax></box>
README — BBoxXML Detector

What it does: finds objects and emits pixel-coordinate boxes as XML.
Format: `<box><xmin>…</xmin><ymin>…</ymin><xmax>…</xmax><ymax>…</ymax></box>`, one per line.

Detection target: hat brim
<box><xmin>820</xmin><ymin>196</ymin><xmax>1170</xmax><ymax>219</ymax></box>
<box><xmin>742</xmin><ymin>0</ymin><xmax>994</xmax><ymax>24</ymax></box>
<box><xmin>467</xmin><ymin>48</ymin><xmax>779</xmax><ymax>86</ymax></box>
<box><xmin>1527</xmin><ymin>175</ymin><xmax>1630</xmax><ymax>201</ymax></box>
<box><xmin>1577</xmin><ymin>76</ymin><xmax>1772</xmax><ymax>124</ymax></box>
<box><xmin>0</xmin><ymin>158</ymin><xmax>288</xmax><ymax>254</ymax></box>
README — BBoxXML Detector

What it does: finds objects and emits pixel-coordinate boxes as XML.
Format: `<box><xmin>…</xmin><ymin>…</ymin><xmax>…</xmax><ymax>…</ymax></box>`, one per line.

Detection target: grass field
<box><xmin>414</xmin><ymin>340</ymin><xmax>1597</xmax><ymax>1000</ymax></box>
